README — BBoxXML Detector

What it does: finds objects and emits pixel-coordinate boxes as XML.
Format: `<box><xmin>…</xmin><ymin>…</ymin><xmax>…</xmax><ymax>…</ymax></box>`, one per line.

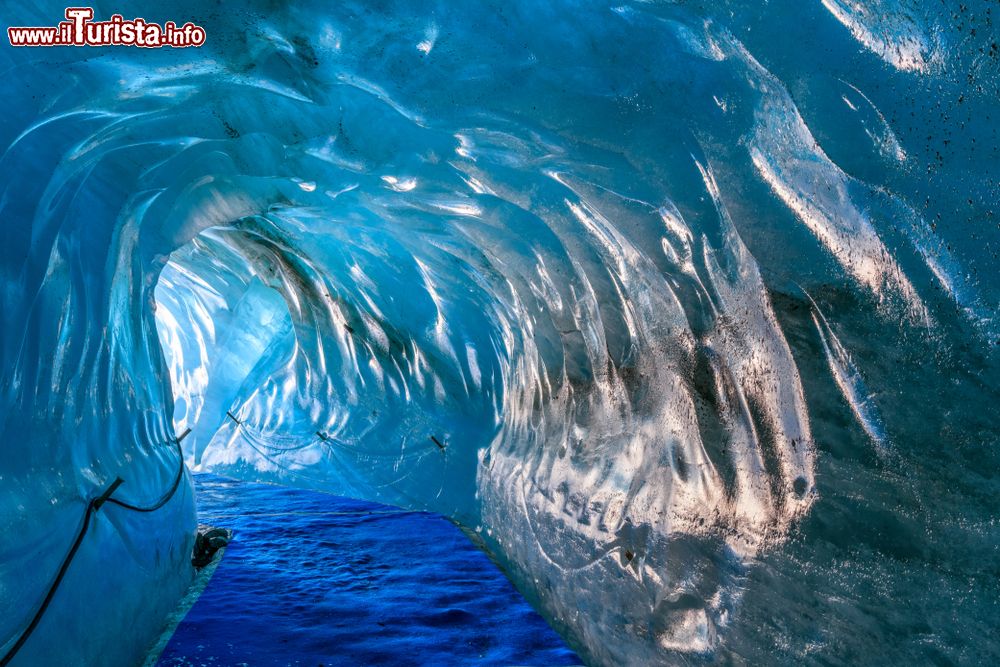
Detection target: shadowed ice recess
<box><xmin>1</xmin><ymin>0</ymin><xmax>998</xmax><ymax>665</ymax></box>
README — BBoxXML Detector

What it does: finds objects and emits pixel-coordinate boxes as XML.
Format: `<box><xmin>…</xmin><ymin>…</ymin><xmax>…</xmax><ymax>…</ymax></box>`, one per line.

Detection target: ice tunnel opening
<box><xmin>145</xmin><ymin>211</ymin><xmax>573</xmax><ymax>654</ymax></box>
<box><xmin>149</xmin><ymin>216</ymin><xmax>498</xmax><ymax>526</ymax></box>
<box><xmin>153</xmin><ymin>226</ymin><xmax>298</xmax><ymax>470</ymax></box>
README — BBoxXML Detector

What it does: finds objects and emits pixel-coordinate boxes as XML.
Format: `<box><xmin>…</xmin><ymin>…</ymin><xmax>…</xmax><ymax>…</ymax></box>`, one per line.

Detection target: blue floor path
<box><xmin>156</xmin><ymin>474</ymin><xmax>581</xmax><ymax>666</ymax></box>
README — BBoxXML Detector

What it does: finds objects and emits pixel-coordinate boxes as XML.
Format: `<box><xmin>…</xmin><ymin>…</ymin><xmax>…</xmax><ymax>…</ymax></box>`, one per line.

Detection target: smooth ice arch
<box><xmin>2</xmin><ymin>0</ymin><xmax>998</xmax><ymax>665</ymax></box>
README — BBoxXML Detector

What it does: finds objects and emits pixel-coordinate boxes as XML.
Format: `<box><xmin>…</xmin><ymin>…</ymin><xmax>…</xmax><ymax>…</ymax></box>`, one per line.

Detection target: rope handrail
<box><xmin>229</xmin><ymin>410</ymin><xmax>447</xmax><ymax>459</ymax></box>
<box><xmin>0</xmin><ymin>427</ymin><xmax>190</xmax><ymax>667</ymax></box>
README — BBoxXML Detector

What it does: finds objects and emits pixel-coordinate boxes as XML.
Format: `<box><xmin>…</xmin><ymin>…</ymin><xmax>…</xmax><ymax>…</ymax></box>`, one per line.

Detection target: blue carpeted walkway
<box><xmin>156</xmin><ymin>474</ymin><xmax>580</xmax><ymax>666</ymax></box>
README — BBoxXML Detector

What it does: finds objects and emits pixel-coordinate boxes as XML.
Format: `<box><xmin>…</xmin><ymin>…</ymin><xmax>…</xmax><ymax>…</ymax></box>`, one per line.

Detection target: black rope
<box><xmin>0</xmin><ymin>428</ymin><xmax>190</xmax><ymax>666</ymax></box>
<box><xmin>104</xmin><ymin>431</ymin><xmax>189</xmax><ymax>513</ymax></box>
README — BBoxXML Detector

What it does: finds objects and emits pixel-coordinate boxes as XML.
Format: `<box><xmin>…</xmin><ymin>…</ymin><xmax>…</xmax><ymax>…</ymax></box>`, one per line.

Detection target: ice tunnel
<box><xmin>1</xmin><ymin>0</ymin><xmax>999</xmax><ymax>665</ymax></box>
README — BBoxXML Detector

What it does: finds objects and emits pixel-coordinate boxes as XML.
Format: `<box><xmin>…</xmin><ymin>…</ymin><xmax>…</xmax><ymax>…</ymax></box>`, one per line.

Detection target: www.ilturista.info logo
<box><xmin>8</xmin><ymin>7</ymin><xmax>206</xmax><ymax>47</ymax></box>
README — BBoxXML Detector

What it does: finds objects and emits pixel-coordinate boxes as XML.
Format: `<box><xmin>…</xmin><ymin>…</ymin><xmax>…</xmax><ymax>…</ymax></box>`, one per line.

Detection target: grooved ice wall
<box><xmin>1</xmin><ymin>1</ymin><xmax>998</xmax><ymax>665</ymax></box>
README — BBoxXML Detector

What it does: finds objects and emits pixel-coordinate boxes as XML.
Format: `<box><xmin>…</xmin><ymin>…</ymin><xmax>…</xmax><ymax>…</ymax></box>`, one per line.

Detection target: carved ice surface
<box><xmin>1</xmin><ymin>1</ymin><xmax>998</xmax><ymax>665</ymax></box>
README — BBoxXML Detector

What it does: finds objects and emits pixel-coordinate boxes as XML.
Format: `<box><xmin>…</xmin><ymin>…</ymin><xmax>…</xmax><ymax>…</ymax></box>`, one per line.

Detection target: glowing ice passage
<box><xmin>1</xmin><ymin>0</ymin><xmax>998</xmax><ymax>665</ymax></box>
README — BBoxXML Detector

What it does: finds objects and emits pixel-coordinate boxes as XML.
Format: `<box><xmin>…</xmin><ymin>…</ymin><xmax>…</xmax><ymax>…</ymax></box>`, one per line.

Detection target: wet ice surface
<box><xmin>2</xmin><ymin>0</ymin><xmax>1000</xmax><ymax>664</ymax></box>
<box><xmin>156</xmin><ymin>474</ymin><xmax>580</xmax><ymax>666</ymax></box>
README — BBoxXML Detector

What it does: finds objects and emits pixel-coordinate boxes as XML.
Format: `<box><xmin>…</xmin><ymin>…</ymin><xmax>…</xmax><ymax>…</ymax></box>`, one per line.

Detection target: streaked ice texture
<box><xmin>1</xmin><ymin>1</ymin><xmax>998</xmax><ymax>665</ymax></box>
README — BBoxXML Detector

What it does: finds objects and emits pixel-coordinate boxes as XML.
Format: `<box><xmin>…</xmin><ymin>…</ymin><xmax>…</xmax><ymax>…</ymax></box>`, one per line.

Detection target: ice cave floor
<box><xmin>151</xmin><ymin>475</ymin><xmax>581</xmax><ymax>666</ymax></box>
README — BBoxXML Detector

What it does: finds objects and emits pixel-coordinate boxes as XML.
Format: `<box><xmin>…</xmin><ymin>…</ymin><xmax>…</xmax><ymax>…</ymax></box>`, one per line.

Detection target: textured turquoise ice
<box><xmin>0</xmin><ymin>0</ymin><xmax>998</xmax><ymax>665</ymax></box>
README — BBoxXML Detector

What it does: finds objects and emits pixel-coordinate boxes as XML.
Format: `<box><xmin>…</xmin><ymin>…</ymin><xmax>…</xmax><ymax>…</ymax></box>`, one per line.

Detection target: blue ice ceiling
<box><xmin>1</xmin><ymin>0</ymin><xmax>998</xmax><ymax>665</ymax></box>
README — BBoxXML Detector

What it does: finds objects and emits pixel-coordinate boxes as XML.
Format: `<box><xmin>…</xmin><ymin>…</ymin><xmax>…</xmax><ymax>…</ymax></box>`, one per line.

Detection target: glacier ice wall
<box><xmin>2</xmin><ymin>0</ymin><xmax>999</xmax><ymax>665</ymax></box>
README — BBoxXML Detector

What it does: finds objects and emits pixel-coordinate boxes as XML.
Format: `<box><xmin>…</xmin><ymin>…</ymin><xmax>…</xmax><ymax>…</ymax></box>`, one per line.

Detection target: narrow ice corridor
<box><xmin>2</xmin><ymin>1</ymin><xmax>999</xmax><ymax>665</ymax></box>
<box><xmin>150</xmin><ymin>221</ymin><xmax>495</xmax><ymax>521</ymax></box>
